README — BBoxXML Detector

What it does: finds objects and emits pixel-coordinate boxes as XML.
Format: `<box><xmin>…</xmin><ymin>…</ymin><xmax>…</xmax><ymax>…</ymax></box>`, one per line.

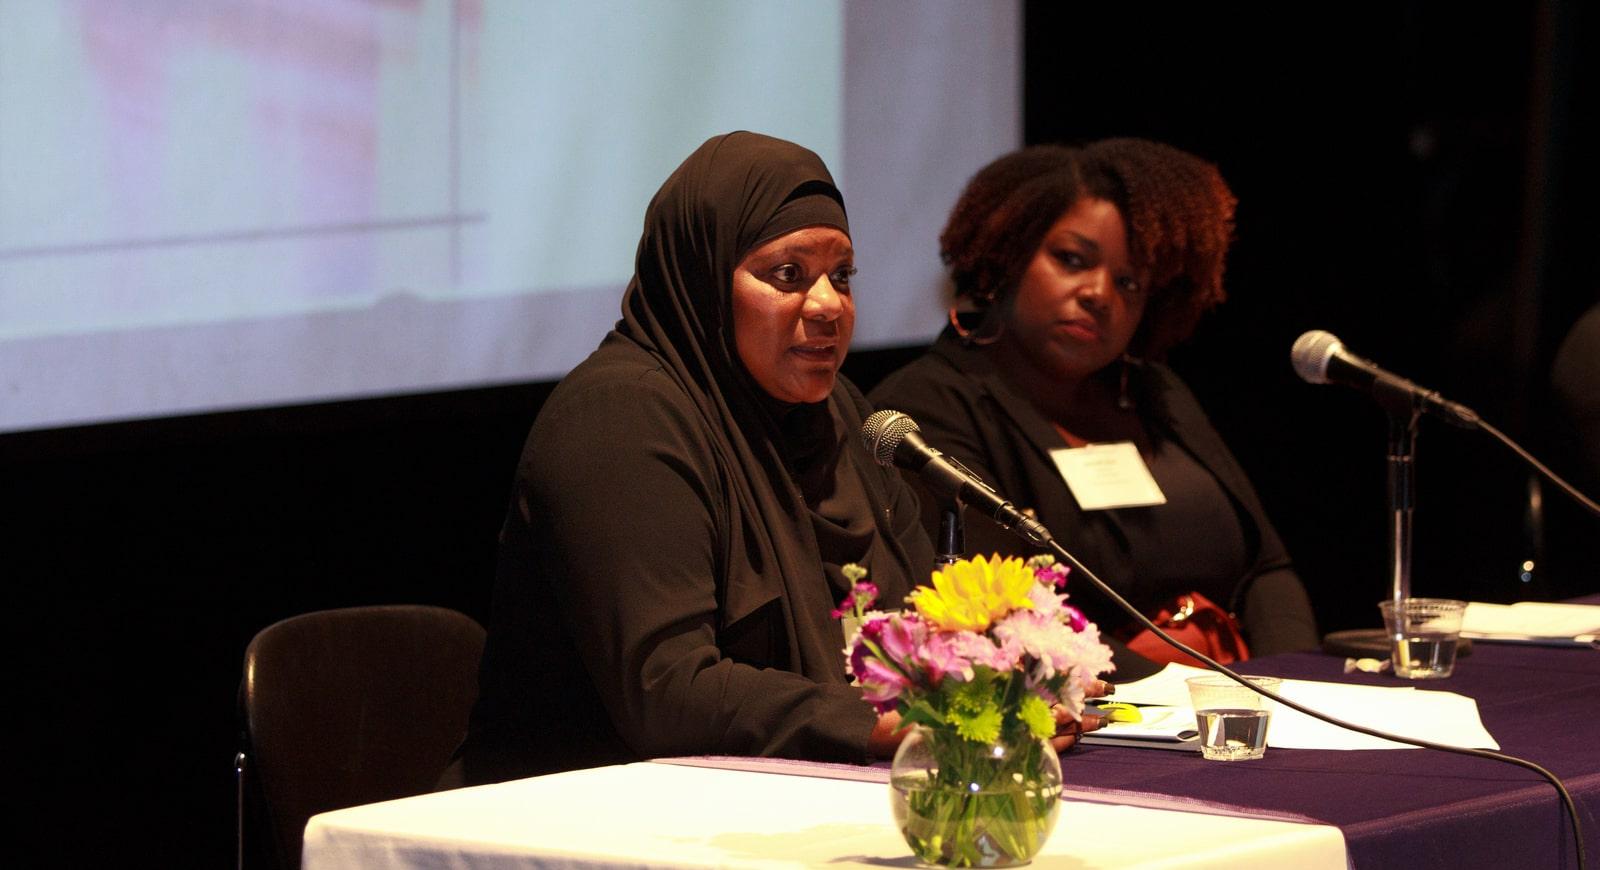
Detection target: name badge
<box><xmin>1050</xmin><ymin>441</ymin><xmax>1166</xmax><ymax>511</ymax></box>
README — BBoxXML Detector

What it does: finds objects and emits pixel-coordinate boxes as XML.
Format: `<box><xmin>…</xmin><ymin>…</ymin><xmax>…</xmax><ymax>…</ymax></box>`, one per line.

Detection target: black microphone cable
<box><xmin>1475</xmin><ymin>417</ymin><xmax>1600</xmax><ymax>518</ymax></box>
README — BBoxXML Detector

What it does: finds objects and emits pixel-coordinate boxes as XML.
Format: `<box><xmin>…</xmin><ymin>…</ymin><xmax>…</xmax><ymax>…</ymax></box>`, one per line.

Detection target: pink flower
<box><xmin>1026</xmin><ymin>583</ymin><xmax>1065</xmax><ymax>617</ymax></box>
<box><xmin>832</xmin><ymin>580</ymin><xmax>880</xmax><ymax>618</ymax></box>
<box><xmin>856</xmin><ymin>657</ymin><xmax>911</xmax><ymax>712</ymax></box>
<box><xmin>1033</xmin><ymin>561</ymin><xmax>1070</xmax><ymax>589</ymax></box>
<box><xmin>1062</xmin><ymin>605</ymin><xmax>1088</xmax><ymax>632</ymax></box>
<box><xmin>850</xmin><ymin>616</ymin><xmax>892</xmax><ymax>679</ymax></box>
<box><xmin>994</xmin><ymin>609</ymin><xmax>1076</xmax><ymax>678</ymax></box>
<box><xmin>875</xmin><ymin>613</ymin><xmax>924</xmax><ymax>667</ymax></box>
<box><xmin>919</xmin><ymin>632</ymin><xmax>974</xmax><ymax>683</ymax></box>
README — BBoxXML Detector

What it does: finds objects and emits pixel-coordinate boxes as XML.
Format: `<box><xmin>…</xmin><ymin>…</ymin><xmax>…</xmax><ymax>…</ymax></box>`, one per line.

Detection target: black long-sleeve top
<box><xmin>870</xmin><ymin>330</ymin><xmax>1318</xmax><ymax>678</ymax></box>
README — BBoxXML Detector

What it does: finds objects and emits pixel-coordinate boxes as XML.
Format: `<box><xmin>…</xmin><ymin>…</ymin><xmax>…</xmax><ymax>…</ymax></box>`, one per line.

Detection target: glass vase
<box><xmin>888</xmin><ymin>725</ymin><xmax>1062</xmax><ymax>867</ymax></box>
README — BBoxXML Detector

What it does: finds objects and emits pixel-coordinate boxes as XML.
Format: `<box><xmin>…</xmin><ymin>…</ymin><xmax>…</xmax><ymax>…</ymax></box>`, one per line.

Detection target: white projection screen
<box><xmin>0</xmin><ymin>1</ymin><xmax>1020</xmax><ymax>434</ymax></box>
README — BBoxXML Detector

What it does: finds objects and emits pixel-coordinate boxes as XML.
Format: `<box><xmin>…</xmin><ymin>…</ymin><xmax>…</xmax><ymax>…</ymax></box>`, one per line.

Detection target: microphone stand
<box><xmin>1320</xmin><ymin>385</ymin><xmax>1421</xmax><ymax>659</ymax></box>
<box><xmin>1386</xmin><ymin>402</ymin><xmax>1420</xmax><ymax>605</ymax></box>
<box><xmin>935</xmin><ymin>498</ymin><xmax>965</xmax><ymax>566</ymax></box>
<box><xmin>1325</xmin><ymin>386</ymin><xmax>1475</xmax><ymax>657</ymax></box>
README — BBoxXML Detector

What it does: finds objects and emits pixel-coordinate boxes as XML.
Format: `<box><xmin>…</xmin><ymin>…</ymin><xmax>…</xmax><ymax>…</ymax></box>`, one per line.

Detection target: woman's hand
<box><xmin>1050</xmin><ymin>679</ymin><xmax>1115</xmax><ymax>752</ymax></box>
<box><xmin>868</xmin><ymin>710</ymin><xmax>906</xmax><ymax>758</ymax></box>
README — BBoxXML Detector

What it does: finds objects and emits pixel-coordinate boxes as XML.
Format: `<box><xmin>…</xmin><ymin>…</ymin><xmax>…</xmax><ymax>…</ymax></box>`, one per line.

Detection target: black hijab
<box><xmin>615</xmin><ymin>131</ymin><xmax>919</xmax><ymax>684</ymax></box>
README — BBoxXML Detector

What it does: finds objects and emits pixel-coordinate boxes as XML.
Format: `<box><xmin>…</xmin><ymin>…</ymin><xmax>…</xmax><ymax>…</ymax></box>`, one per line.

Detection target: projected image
<box><xmin>0</xmin><ymin>1</ymin><xmax>1016</xmax><ymax>433</ymax></box>
<box><xmin>2</xmin><ymin>1</ymin><xmax>473</xmax><ymax>335</ymax></box>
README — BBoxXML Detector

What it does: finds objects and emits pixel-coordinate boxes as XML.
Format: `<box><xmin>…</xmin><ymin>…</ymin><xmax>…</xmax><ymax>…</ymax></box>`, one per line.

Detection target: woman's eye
<box><xmin>771</xmin><ymin>264</ymin><xmax>802</xmax><ymax>284</ymax></box>
<box><xmin>1053</xmin><ymin>250</ymin><xmax>1086</xmax><ymax>270</ymax></box>
<box><xmin>1116</xmin><ymin>277</ymin><xmax>1144</xmax><ymax>297</ymax></box>
<box><xmin>831</xmin><ymin>266</ymin><xmax>857</xmax><ymax>291</ymax></box>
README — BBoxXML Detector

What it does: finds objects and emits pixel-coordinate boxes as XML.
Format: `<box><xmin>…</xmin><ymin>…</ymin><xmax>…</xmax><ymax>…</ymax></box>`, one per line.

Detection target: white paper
<box><xmin>1268</xmin><ymin>681</ymin><xmax>1498</xmax><ymax>750</ymax></box>
<box><xmin>1109</xmin><ymin>664</ymin><xmax>1499</xmax><ymax>751</ymax></box>
<box><xmin>1111</xmin><ymin>663</ymin><xmax>1223</xmax><ymax>706</ymax></box>
<box><xmin>1461</xmin><ymin>601</ymin><xmax>1600</xmax><ymax>644</ymax></box>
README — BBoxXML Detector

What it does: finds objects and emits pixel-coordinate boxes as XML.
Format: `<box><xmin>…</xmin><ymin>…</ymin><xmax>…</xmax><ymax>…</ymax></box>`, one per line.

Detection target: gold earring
<box><xmin>948</xmin><ymin>302</ymin><xmax>1003</xmax><ymax>347</ymax></box>
<box><xmin>1117</xmin><ymin>355</ymin><xmax>1136</xmax><ymax>411</ymax></box>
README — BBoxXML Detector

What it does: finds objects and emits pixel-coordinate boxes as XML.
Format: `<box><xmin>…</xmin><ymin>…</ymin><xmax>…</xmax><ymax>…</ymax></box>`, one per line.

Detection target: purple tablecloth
<box><xmin>1070</xmin><ymin>641</ymin><xmax>1600</xmax><ymax>869</ymax></box>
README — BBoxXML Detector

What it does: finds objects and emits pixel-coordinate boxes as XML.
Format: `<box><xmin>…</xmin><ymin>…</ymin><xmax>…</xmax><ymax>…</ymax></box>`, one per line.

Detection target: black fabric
<box><xmin>869</xmin><ymin>328</ymin><xmax>1318</xmax><ymax>679</ymax></box>
<box><xmin>452</xmin><ymin>132</ymin><xmax>932</xmax><ymax>785</ymax></box>
<box><xmin>1120</xmin><ymin>438</ymin><xmax>1250</xmax><ymax>604</ymax></box>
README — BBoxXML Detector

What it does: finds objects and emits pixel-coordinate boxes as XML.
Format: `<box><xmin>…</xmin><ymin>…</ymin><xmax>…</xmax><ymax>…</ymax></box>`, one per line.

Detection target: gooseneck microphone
<box><xmin>1290</xmin><ymin>329</ymin><xmax>1479</xmax><ymax>427</ymax></box>
<box><xmin>860</xmin><ymin>410</ymin><xmax>1051</xmax><ymax>545</ymax></box>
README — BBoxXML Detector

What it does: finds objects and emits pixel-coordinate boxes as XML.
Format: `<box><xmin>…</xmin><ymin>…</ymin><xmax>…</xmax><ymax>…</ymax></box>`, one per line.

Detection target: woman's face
<box><xmin>1001</xmin><ymin>197</ymin><xmax>1148</xmax><ymax>385</ymax></box>
<box><xmin>731</xmin><ymin>226</ymin><xmax>856</xmax><ymax>404</ymax></box>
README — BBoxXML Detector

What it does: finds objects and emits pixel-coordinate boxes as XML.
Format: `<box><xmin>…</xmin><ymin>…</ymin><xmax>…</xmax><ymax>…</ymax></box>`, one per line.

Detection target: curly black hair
<box><xmin>940</xmin><ymin>139</ymin><xmax>1236</xmax><ymax>358</ymax></box>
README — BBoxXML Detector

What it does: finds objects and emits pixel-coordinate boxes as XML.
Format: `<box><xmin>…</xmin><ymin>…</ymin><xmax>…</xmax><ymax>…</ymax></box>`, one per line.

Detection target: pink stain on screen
<box><xmin>70</xmin><ymin>0</ymin><xmax>474</xmax><ymax>308</ymax></box>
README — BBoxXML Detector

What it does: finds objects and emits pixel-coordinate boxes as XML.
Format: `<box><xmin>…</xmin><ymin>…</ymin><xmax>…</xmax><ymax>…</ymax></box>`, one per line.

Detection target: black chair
<box><xmin>237</xmin><ymin>605</ymin><xmax>486</xmax><ymax>870</ymax></box>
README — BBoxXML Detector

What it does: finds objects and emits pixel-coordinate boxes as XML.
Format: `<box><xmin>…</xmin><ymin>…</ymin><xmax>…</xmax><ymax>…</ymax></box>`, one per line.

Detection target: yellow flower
<box><xmin>909</xmin><ymin>554</ymin><xmax>1036</xmax><ymax>633</ymax></box>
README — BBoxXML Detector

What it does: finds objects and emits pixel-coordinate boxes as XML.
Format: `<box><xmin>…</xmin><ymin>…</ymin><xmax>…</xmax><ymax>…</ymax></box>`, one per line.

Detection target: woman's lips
<box><xmin>790</xmin><ymin>342</ymin><xmax>837</xmax><ymax>362</ymax></box>
<box><xmin>1056</xmin><ymin>320</ymin><xmax>1102</xmax><ymax>342</ymax></box>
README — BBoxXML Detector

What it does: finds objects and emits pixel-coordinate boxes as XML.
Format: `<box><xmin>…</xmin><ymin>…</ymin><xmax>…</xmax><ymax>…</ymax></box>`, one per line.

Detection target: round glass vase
<box><xmin>888</xmin><ymin>725</ymin><xmax>1063</xmax><ymax>867</ymax></box>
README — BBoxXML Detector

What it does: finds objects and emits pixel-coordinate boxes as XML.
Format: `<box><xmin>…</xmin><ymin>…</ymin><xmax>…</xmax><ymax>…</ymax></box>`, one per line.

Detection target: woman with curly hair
<box><xmin>870</xmin><ymin>139</ymin><xmax>1317</xmax><ymax>679</ymax></box>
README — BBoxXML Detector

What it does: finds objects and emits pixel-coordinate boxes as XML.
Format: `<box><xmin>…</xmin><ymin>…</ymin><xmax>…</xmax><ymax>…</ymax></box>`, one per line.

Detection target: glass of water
<box><xmin>1379</xmin><ymin>598</ymin><xmax>1467</xmax><ymax>679</ymax></box>
<box><xmin>1184</xmin><ymin>675</ymin><xmax>1280</xmax><ymax>761</ymax></box>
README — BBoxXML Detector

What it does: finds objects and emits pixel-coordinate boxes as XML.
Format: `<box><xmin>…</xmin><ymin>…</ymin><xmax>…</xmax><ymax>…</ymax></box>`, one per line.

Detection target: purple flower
<box><xmin>1062</xmin><ymin>605</ymin><xmax>1088</xmax><ymax>632</ymax></box>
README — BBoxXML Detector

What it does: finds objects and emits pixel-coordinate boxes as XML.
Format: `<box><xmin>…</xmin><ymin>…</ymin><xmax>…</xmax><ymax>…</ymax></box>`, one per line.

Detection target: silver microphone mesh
<box><xmin>1291</xmin><ymin>329</ymin><xmax>1342</xmax><ymax>384</ymax></box>
<box><xmin>860</xmin><ymin>409</ymin><xmax>918</xmax><ymax>467</ymax></box>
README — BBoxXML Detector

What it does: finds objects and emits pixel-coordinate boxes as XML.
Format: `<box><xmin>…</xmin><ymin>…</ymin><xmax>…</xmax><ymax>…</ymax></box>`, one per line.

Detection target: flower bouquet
<box><xmin>837</xmin><ymin>555</ymin><xmax>1114</xmax><ymax>867</ymax></box>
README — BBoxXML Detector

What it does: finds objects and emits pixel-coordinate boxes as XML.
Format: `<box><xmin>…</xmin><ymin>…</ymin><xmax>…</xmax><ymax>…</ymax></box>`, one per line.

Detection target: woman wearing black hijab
<box><xmin>450</xmin><ymin>132</ymin><xmax>935</xmax><ymax>785</ymax></box>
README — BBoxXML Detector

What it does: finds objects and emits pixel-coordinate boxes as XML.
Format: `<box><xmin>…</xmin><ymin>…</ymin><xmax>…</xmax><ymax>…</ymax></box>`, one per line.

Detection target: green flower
<box><xmin>1018</xmin><ymin>694</ymin><xmax>1055</xmax><ymax>741</ymax></box>
<box><xmin>951</xmin><ymin>704</ymin><xmax>1003</xmax><ymax>744</ymax></box>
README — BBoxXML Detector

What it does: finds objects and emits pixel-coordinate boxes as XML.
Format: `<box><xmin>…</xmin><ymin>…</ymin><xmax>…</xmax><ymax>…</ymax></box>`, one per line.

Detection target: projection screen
<box><xmin>0</xmin><ymin>1</ymin><xmax>1020</xmax><ymax>433</ymax></box>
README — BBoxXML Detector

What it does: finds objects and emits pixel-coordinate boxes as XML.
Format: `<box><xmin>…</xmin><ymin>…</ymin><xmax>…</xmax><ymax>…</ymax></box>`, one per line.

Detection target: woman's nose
<box><xmin>803</xmin><ymin>276</ymin><xmax>844</xmax><ymax>320</ymax></box>
<box><xmin>1076</xmin><ymin>268</ymin><xmax>1113</xmax><ymax>311</ymax></box>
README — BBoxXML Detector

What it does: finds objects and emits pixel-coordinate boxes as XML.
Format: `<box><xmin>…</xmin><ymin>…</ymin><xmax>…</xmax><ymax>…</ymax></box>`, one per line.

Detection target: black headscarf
<box><xmin>616</xmin><ymin>131</ymin><xmax>916</xmax><ymax>684</ymax></box>
<box><xmin>619</xmin><ymin>131</ymin><xmax>848</xmax><ymax>401</ymax></box>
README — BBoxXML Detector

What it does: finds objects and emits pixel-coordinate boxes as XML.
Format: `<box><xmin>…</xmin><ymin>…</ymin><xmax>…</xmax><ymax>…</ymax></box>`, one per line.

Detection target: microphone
<box><xmin>1290</xmin><ymin>330</ymin><xmax>1479</xmax><ymax>427</ymax></box>
<box><xmin>861</xmin><ymin>410</ymin><xmax>1051</xmax><ymax>545</ymax></box>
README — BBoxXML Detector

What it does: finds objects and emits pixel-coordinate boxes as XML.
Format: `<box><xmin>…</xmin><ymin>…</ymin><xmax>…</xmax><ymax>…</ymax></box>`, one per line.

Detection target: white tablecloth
<box><xmin>303</xmin><ymin>761</ymin><xmax>1347</xmax><ymax>869</ymax></box>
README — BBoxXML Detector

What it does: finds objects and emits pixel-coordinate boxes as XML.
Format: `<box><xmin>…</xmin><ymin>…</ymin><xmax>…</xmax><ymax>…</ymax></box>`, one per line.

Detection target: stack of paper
<box><xmin>1461</xmin><ymin>601</ymin><xmax>1599</xmax><ymax>646</ymax></box>
<box><xmin>1082</xmin><ymin>663</ymin><xmax>1500</xmax><ymax>751</ymax></box>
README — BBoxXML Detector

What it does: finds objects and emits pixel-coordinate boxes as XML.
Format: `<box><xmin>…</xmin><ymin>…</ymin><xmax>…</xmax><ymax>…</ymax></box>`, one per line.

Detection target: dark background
<box><xmin>4</xmin><ymin>3</ymin><xmax>1593</xmax><ymax>865</ymax></box>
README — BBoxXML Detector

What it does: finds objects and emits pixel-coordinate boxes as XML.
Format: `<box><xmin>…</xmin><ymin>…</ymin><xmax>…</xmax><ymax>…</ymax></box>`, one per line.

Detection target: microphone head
<box><xmin>1291</xmin><ymin>330</ymin><xmax>1343</xmax><ymax>384</ymax></box>
<box><xmin>860</xmin><ymin>409</ymin><xmax>919</xmax><ymax>467</ymax></box>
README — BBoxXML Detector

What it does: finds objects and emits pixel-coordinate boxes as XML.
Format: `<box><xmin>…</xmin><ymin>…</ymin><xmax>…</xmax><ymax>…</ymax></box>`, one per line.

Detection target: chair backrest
<box><xmin>240</xmin><ymin>605</ymin><xmax>485</xmax><ymax>869</ymax></box>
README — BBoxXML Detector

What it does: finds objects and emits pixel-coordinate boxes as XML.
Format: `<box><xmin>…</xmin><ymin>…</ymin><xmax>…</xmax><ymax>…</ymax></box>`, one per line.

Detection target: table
<box><xmin>303</xmin><ymin>635</ymin><xmax>1597</xmax><ymax>869</ymax></box>
<box><xmin>303</xmin><ymin>759</ymin><xmax>1347</xmax><ymax>869</ymax></box>
<box><xmin>1071</xmin><ymin>640</ymin><xmax>1600</xmax><ymax>868</ymax></box>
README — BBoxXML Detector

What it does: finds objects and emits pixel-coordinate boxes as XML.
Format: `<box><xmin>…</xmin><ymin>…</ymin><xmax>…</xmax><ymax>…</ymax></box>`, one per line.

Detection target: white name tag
<box><xmin>1050</xmin><ymin>441</ymin><xmax>1167</xmax><ymax>511</ymax></box>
